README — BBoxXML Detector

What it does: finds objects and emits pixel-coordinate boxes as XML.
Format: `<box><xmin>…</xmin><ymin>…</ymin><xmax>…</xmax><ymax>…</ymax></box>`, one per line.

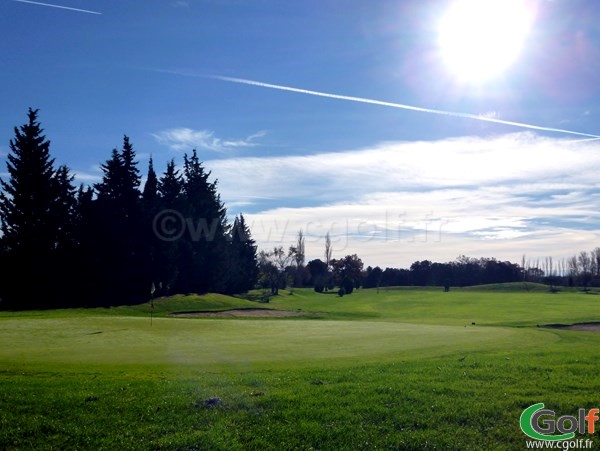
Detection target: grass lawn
<box><xmin>1</xmin><ymin>286</ymin><xmax>600</xmax><ymax>449</ymax></box>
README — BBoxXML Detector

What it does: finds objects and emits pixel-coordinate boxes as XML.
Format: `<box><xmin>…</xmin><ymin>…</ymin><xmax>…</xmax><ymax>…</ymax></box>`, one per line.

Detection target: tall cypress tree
<box><xmin>0</xmin><ymin>109</ymin><xmax>76</xmax><ymax>307</ymax></box>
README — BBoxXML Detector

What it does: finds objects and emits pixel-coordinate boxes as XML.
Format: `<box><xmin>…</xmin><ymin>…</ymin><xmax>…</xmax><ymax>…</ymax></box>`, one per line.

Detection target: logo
<box><xmin>520</xmin><ymin>403</ymin><xmax>599</xmax><ymax>441</ymax></box>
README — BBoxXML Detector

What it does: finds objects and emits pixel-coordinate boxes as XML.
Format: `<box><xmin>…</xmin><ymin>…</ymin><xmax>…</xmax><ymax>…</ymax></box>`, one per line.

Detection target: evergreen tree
<box><xmin>71</xmin><ymin>184</ymin><xmax>96</xmax><ymax>305</ymax></box>
<box><xmin>141</xmin><ymin>157</ymin><xmax>160</xmax><ymax>295</ymax></box>
<box><xmin>180</xmin><ymin>149</ymin><xmax>229</xmax><ymax>293</ymax></box>
<box><xmin>155</xmin><ymin>159</ymin><xmax>185</xmax><ymax>294</ymax></box>
<box><xmin>142</xmin><ymin>157</ymin><xmax>158</xmax><ymax>206</ymax></box>
<box><xmin>158</xmin><ymin>159</ymin><xmax>183</xmax><ymax>207</ymax></box>
<box><xmin>49</xmin><ymin>165</ymin><xmax>79</xmax><ymax>303</ymax></box>
<box><xmin>52</xmin><ymin>165</ymin><xmax>78</xmax><ymax>251</ymax></box>
<box><xmin>93</xmin><ymin>136</ymin><xmax>145</xmax><ymax>304</ymax></box>
<box><xmin>120</xmin><ymin>135</ymin><xmax>141</xmax><ymax>204</ymax></box>
<box><xmin>0</xmin><ymin>109</ymin><xmax>57</xmax><ymax>256</ymax></box>
<box><xmin>95</xmin><ymin>149</ymin><xmax>123</xmax><ymax>201</ymax></box>
<box><xmin>0</xmin><ymin>109</ymin><xmax>76</xmax><ymax>307</ymax></box>
<box><xmin>227</xmin><ymin>214</ymin><xmax>258</xmax><ymax>293</ymax></box>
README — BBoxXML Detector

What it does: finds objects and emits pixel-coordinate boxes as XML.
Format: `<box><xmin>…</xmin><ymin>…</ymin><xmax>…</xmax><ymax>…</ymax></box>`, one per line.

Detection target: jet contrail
<box><xmin>11</xmin><ymin>0</ymin><xmax>102</xmax><ymax>15</ymax></box>
<box><xmin>212</xmin><ymin>75</ymin><xmax>600</xmax><ymax>139</ymax></box>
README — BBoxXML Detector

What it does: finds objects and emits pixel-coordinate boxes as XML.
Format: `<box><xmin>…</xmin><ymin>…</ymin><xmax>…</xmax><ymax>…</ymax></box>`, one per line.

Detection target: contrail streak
<box><xmin>213</xmin><ymin>75</ymin><xmax>600</xmax><ymax>139</ymax></box>
<box><xmin>11</xmin><ymin>0</ymin><xmax>102</xmax><ymax>15</ymax></box>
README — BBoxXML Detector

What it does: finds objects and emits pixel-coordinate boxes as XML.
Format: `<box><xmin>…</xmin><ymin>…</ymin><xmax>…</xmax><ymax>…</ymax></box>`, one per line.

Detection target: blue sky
<box><xmin>1</xmin><ymin>0</ymin><xmax>600</xmax><ymax>267</ymax></box>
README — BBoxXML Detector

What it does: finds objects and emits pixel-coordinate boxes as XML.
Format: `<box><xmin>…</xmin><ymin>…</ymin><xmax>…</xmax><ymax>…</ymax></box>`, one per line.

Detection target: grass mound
<box><xmin>456</xmin><ymin>282</ymin><xmax>551</xmax><ymax>292</ymax></box>
<box><xmin>130</xmin><ymin>293</ymin><xmax>259</xmax><ymax>316</ymax></box>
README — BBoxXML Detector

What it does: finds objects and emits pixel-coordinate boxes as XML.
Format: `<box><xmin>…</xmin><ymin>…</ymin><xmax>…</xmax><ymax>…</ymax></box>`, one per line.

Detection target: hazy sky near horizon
<box><xmin>1</xmin><ymin>0</ymin><xmax>600</xmax><ymax>267</ymax></box>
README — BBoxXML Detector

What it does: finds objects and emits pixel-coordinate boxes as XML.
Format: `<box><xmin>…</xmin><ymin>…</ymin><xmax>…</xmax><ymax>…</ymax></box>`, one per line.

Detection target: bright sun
<box><xmin>438</xmin><ymin>0</ymin><xmax>533</xmax><ymax>83</ymax></box>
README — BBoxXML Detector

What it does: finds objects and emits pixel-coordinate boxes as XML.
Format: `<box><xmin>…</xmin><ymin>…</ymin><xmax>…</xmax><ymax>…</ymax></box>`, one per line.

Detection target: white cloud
<box><xmin>153</xmin><ymin>128</ymin><xmax>266</xmax><ymax>153</ymax></box>
<box><xmin>209</xmin><ymin>132</ymin><xmax>600</xmax><ymax>202</ymax></box>
<box><xmin>73</xmin><ymin>166</ymin><xmax>102</xmax><ymax>185</ymax></box>
<box><xmin>203</xmin><ymin>133</ymin><xmax>600</xmax><ymax>267</ymax></box>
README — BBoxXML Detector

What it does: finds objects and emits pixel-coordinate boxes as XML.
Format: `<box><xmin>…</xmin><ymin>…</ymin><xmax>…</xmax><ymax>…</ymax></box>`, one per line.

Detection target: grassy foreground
<box><xmin>1</xmin><ymin>287</ymin><xmax>600</xmax><ymax>449</ymax></box>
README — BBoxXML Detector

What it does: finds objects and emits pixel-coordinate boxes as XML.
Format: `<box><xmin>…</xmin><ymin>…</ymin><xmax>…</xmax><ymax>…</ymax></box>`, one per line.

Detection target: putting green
<box><xmin>0</xmin><ymin>316</ymin><xmax>556</xmax><ymax>369</ymax></box>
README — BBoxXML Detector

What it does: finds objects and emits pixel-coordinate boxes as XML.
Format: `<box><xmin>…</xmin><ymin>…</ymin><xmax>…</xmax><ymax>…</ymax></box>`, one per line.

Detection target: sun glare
<box><xmin>438</xmin><ymin>0</ymin><xmax>533</xmax><ymax>83</ymax></box>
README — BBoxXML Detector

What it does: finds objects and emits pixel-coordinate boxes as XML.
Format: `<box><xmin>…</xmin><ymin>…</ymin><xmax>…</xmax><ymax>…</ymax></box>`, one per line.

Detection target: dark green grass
<box><xmin>2</xmin><ymin>286</ymin><xmax>600</xmax><ymax>449</ymax></box>
<box><xmin>2</xmin><ymin>341</ymin><xmax>599</xmax><ymax>450</ymax></box>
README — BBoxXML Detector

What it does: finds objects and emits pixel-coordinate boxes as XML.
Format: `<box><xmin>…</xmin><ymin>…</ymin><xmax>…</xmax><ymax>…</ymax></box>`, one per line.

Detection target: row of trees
<box><xmin>259</xmin><ymin>236</ymin><xmax>600</xmax><ymax>292</ymax></box>
<box><xmin>522</xmin><ymin>250</ymin><xmax>600</xmax><ymax>288</ymax></box>
<box><xmin>304</xmin><ymin>255</ymin><xmax>522</xmax><ymax>291</ymax></box>
<box><xmin>0</xmin><ymin>109</ymin><xmax>258</xmax><ymax>309</ymax></box>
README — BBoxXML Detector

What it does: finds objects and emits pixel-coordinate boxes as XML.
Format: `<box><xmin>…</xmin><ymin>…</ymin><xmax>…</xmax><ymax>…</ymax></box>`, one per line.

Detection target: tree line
<box><xmin>2</xmin><ymin>110</ymin><xmax>596</xmax><ymax>310</ymax></box>
<box><xmin>259</xmin><ymin>235</ymin><xmax>600</xmax><ymax>293</ymax></box>
<box><xmin>293</xmin><ymin>254</ymin><xmax>523</xmax><ymax>292</ymax></box>
<box><xmin>0</xmin><ymin>109</ymin><xmax>258</xmax><ymax>309</ymax></box>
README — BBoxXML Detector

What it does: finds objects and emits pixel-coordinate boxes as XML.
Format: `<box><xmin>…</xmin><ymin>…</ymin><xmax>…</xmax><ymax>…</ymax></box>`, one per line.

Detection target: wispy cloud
<box><xmin>209</xmin><ymin>132</ymin><xmax>600</xmax><ymax>203</ymax></box>
<box><xmin>11</xmin><ymin>0</ymin><xmax>102</xmax><ymax>15</ymax></box>
<box><xmin>204</xmin><ymin>133</ymin><xmax>600</xmax><ymax>266</ymax></box>
<box><xmin>73</xmin><ymin>166</ymin><xmax>102</xmax><ymax>185</ymax></box>
<box><xmin>153</xmin><ymin>128</ymin><xmax>266</xmax><ymax>153</ymax></box>
<box><xmin>212</xmin><ymin>75</ymin><xmax>600</xmax><ymax>139</ymax></box>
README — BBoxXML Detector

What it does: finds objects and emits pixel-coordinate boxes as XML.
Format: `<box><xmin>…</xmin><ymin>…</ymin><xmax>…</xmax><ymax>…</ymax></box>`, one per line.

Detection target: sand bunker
<box><xmin>171</xmin><ymin>308</ymin><xmax>309</xmax><ymax>318</ymax></box>
<box><xmin>542</xmin><ymin>322</ymin><xmax>600</xmax><ymax>333</ymax></box>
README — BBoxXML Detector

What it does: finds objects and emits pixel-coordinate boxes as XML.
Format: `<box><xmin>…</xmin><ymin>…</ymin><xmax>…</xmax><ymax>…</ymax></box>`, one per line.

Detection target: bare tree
<box><xmin>592</xmin><ymin>247</ymin><xmax>600</xmax><ymax>277</ymax></box>
<box><xmin>560</xmin><ymin>258</ymin><xmax>568</xmax><ymax>278</ymax></box>
<box><xmin>290</xmin><ymin>229</ymin><xmax>305</xmax><ymax>268</ymax></box>
<box><xmin>578</xmin><ymin>251</ymin><xmax>592</xmax><ymax>289</ymax></box>
<box><xmin>324</xmin><ymin>232</ymin><xmax>333</xmax><ymax>291</ymax></box>
<box><xmin>568</xmin><ymin>255</ymin><xmax>579</xmax><ymax>287</ymax></box>
<box><xmin>543</xmin><ymin>256</ymin><xmax>554</xmax><ymax>278</ymax></box>
<box><xmin>325</xmin><ymin>232</ymin><xmax>332</xmax><ymax>269</ymax></box>
<box><xmin>289</xmin><ymin>230</ymin><xmax>306</xmax><ymax>288</ymax></box>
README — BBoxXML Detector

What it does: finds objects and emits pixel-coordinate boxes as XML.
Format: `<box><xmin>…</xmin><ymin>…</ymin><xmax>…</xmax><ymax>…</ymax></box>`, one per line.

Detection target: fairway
<box><xmin>0</xmin><ymin>316</ymin><xmax>551</xmax><ymax>369</ymax></box>
<box><xmin>2</xmin><ymin>287</ymin><xmax>600</xmax><ymax>450</ymax></box>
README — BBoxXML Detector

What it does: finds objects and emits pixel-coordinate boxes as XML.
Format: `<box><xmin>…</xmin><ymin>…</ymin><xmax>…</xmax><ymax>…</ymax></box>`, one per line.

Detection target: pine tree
<box><xmin>0</xmin><ymin>109</ymin><xmax>76</xmax><ymax>307</ymax></box>
<box><xmin>151</xmin><ymin>159</ymin><xmax>185</xmax><ymax>294</ymax></box>
<box><xmin>180</xmin><ymin>149</ymin><xmax>229</xmax><ymax>293</ymax></box>
<box><xmin>159</xmin><ymin>159</ymin><xmax>183</xmax><ymax>207</ymax></box>
<box><xmin>227</xmin><ymin>214</ymin><xmax>258</xmax><ymax>293</ymax></box>
<box><xmin>93</xmin><ymin>136</ymin><xmax>145</xmax><ymax>303</ymax></box>
<box><xmin>0</xmin><ymin>108</ymin><xmax>57</xmax><ymax>255</ymax></box>
<box><xmin>95</xmin><ymin>149</ymin><xmax>122</xmax><ymax>201</ymax></box>
<box><xmin>120</xmin><ymin>135</ymin><xmax>141</xmax><ymax>205</ymax></box>
<box><xmin>52</xmin><ymin>165</ymin><xmax>78</xmax><ymax>251</ymax></box>
<box><xmin>142</xmin><ymin>157</ymin><xmax>158</xmax><ymax>206</ymax></box>
<box><xmin>141</xmin><ymin>157</ymin><xmax>160</xmax><ymax>296</ymax></box>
